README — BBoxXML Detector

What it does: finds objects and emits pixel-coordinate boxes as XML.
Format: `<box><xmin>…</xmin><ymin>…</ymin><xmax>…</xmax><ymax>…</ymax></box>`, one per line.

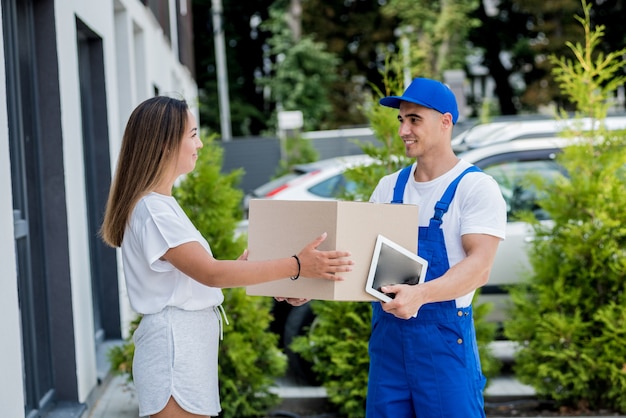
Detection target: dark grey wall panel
<box><xmin>219</xmin><ymin>132</ymin><xmax>380</xmax><ymax>196</ymax></box>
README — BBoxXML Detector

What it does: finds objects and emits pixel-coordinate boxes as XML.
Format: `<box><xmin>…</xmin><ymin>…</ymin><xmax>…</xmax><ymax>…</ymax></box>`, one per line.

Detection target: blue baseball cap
<box><xmin>379</xmin><ymin>78</ymin><xmax>459</xmax><ymax>124</ymax></box>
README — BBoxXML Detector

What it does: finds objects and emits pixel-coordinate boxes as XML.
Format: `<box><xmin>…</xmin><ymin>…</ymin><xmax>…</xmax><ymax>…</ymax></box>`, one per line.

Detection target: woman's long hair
<box><xmin>100</xmin><ymin>96</ymin><xmax>189</xmax><ymax>247</ymax></box>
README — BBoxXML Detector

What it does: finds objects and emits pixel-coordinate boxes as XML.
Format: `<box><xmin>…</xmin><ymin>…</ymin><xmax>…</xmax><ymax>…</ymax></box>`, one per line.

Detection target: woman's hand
<box><xmin>297</xmin><ymin>232</ymin><xmax>353</xmax><ymax>281</ymax></box>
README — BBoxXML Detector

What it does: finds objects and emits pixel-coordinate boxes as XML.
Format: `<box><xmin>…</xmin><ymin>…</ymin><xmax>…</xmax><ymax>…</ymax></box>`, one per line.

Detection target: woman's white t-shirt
<box><xmin>121</xmin><ymin>192</ymin><xmax>224</xmax><ymax>314</ymax></box>
<box><xmin>369</xmin><ymin>159</ymin><xmax>507</xmax><ymax>308</ymax></box>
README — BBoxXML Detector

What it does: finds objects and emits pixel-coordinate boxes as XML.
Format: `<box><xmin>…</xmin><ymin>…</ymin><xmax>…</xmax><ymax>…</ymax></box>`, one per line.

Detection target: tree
<box><xmin>256</xmin><ymin>1</ymin><xmax>340</xmax><ymax>132</ymax></box>
<box><xmin>299</xmin><ymin>0</ymin><xmax>398</xmax><ymax>127</ymax></box>
<box><xmin>193</xmin><ymin>0</ymin><xmax>400</xmax><ymax>134</ymax></box>
<box><xmin>381</xmin><ymin>0</ymin><xmax>481</xmax><ymax>78</ymax></box>
<box><xmin>512</xmin><ymin>0</ymin><xmax>586</xmax><ymax>111</ymax></box>
<box><xmin>467</xmin><ymin>0</ymin><xmax>533</xmax><ymax>115</ymax></box>
<box><xmin>192</xmin><ymin>1</ymin><xmax>499</xmax><ymax>132</ymax></box>
<box><xmin>504</xmin><ymin>1</ymin><xmax>626</xmax><ymax>413</ymax></box>
<box><xmin>192</xmin><ymin>0</ymin><xmax>274</xmax><ymax>136</ymax></box>
<box><xmin>467</xmin><ymin>0</ymin><xmax>626</xmax><ymax>116</ymax></box>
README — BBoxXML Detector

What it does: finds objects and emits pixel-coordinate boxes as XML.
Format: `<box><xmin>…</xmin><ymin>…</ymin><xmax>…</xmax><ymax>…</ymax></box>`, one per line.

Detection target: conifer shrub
<box><xmin>504</xmin><ymin>0</ymin><xmax>626</xmax><ymax>413</ymax></box>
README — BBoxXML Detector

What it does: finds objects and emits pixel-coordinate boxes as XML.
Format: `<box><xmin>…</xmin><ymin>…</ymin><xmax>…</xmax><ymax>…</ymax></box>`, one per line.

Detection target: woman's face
<box><xmin>175</xmin><ymin>110</ymin><xmax>202</xmax><ymax>176</ymax></box>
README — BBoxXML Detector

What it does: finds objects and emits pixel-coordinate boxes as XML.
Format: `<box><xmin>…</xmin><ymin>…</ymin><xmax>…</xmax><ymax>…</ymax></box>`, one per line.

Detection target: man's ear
<box><xmin>441</xmin><ymin>112</ymin><xmax>454</xmax><ymax>129</ymax></box>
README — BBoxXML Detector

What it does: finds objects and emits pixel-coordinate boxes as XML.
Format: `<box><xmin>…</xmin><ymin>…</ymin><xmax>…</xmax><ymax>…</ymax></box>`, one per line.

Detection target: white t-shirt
<box><xmin>369</xmin><ymin>160</ymin><xmax>507</xmax><ymax>307</ymax></box>
<box><xmin>121</xmin><ymin>192</ymin><xmax>224</xmax><ymax>314</ymax></box>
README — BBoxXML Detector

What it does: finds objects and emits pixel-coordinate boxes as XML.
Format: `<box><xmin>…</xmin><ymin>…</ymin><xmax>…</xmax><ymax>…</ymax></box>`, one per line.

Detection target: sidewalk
<box><xmin>83</xmin><ymin>341</ymin><xmax>622</xmax><ymax>418</ymax></box>
<box><xmin>84</xmin><ymin>375</ymin><xmax>142</xmax><ymax>418</ymax></box>
<box><xmin>84</xmin><ymin>373</ymin><xmax>539</xmax><ymax>418</ymax></box>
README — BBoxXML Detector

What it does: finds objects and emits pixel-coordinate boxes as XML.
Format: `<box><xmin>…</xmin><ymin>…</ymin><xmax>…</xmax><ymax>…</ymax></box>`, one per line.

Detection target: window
<box><xmin>477</xmin><ymin>150</ymin><xmax>563</xmax><ymax>221</ymax></box>
<box><xmin>308</xmin><ymin>174</ymin><xmax>357</xmax><ymax>198</ymax></box>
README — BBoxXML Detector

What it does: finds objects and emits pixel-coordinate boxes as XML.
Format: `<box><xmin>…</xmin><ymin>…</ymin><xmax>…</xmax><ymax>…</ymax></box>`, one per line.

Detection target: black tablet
<box><xmin>365</xmin><ymin>234</ymin><xmax>429</xmax><ymax>302</ymax></box>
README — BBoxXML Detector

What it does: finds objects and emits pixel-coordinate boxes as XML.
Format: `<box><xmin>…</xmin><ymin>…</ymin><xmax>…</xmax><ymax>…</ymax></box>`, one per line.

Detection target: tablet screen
<box><xmin>365</xmin><ymin>234</ymin><xmax>428</xmax><ymax>302</ymax></box>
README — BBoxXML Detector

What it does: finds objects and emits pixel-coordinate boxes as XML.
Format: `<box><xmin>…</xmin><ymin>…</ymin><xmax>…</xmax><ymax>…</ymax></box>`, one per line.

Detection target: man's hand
<box><xmin>379</xmin><ymin>284</ymin><xmax>423</xmax><ymax>319</ymax></box>
<box><xmin>275</xmin><ymin>297</ymin><xmax>310</xmax><ymax>307</ymax></box>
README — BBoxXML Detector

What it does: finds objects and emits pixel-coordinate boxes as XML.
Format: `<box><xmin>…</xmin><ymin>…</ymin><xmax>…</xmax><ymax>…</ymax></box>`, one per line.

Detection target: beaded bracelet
<box><xmin>290</xmin><ymin>255</ymin><xmax>301</xmax><ymax>280</ymax></box>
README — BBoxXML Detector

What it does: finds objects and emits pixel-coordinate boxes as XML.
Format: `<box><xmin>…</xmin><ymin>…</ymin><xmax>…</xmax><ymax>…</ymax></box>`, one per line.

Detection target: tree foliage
<box><xmin>468</xmin><ymin>0</ymin><xmax>626</xmax><ymax>116</ymax></box>
<box><xmin>193</xmin><ymin>1</ymin><xmax>626</xmax><ymax>135</ymax></box>
<box><xmin>381</xmin><ymin>0</ymin><xmax>481</xmax><ymax>77</ymax></box>
<box><xmin>466</xmin><ymin>0</ymin><xmax>534</xmax><ymax>115</ymax></box>
<box><xmin>511</xmin><ymin>0</ymin><xmax>586</xmax><ymax>110</ymax></box>
<box><xmin>504</xmin><ymin>1</ymin><xmax>626</xmax><ymax>413</ymax></box>
<box><xmin>299</xmin><ymin>0</ymin><xmax>398</xmax><ymax>127</ymax></box>
<box><xmin>273</xmin><ymin>135</ymin><xmax>320</xmax><ymax>178</ymax></box>
<box><xmin>192</xmin><ymin>0</ymin><xmax>274</xmax><ymax>136</ymax></box>
<box><xmin>256</xmin><ymin>3</ymin><xmax>340</xmax><ymax>132</ymax></box>
<box><xmin>549</xmin><ymin>2</ymin><xmax>626</xmax><ymax>121</ymax></box>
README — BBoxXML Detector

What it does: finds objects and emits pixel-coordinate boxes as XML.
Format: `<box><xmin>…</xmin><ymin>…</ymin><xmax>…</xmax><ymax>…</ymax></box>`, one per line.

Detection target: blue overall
<box><xmin>366</xmin><ymin>166</ymin><xmax>487</xmax><ymax>418</ymax></box>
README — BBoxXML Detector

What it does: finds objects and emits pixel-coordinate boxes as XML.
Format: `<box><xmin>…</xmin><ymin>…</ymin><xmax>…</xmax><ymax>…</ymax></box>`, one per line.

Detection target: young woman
<box><xmin>100</xmin><ymin>96</ymin><xmax>353</xmax><ymax>418</ymax></box>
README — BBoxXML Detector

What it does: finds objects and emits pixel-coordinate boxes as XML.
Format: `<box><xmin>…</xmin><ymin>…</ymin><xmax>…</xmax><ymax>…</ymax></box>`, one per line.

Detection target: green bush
<box><xmin>107</xmin><ymin>315</ymin><xmax>141</xmax><ymax>382</ymax></box>
<box><xmin>504</xmin><ymin>1</ymin><xmax>626</xmax><ymax>413</ymax></box>
<box><xmin>472</xmin><ymin>291</ymin><xmax>501</xmax><ymax>379</ymax></box>
<box><xmin>108</xmin><ymin>131</ymin><xmax>286</xmax><ymax>417</ymax></box>
<box><xmin>505</xmin><ymin>129</ymin><xmax>626</xmax><ymax>413</ymax></box>
<box><xmin>216</xmin><ymin>291</ymin><xmax>286</xmax><ymax>417</ymax></box>
<box><xmin>291</xmin><ymin>301</ymin><xmax>371</xmax><ymax>417</ymax></box>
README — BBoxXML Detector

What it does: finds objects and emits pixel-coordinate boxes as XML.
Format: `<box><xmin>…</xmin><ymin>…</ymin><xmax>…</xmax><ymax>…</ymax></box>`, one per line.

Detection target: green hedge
<box><xmin>504</xmin><ymin>2</ymin><xmax>626</xmax><ymax>413</ymax></box>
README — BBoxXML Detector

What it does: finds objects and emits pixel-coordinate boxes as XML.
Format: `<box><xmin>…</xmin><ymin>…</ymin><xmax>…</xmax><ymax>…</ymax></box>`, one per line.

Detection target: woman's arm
<box><xmin>161</xmin><ymin>232</ymin><xmax>353</xmax><ymax>288</ymax></box>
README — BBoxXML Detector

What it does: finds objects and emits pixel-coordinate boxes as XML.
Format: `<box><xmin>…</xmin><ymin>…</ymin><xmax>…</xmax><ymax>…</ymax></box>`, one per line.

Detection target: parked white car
<box><xmin>460</xmin><ymin>136</ymin><xmax>570</xmax><ymax>322</ymax></box>
<box><xmin>242</xmin><ymin>154</ymin><xmax>376</xmax><ymax>217</ymax></box>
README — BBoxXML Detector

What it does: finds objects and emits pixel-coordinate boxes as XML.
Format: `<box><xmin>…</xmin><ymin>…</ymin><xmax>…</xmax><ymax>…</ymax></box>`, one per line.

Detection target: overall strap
<box><xmin>391</xmin><ymin>164</ymin><xmax>481</xmax><ymax>211</ymax></box>
<box><xmin>432</xmin><ymin>165</ymin><xmax>481</xmax><ymax>222</ymax></box>
<box><xmin>391</xmin><ymin>165</ymin><xmax>413</xmax><ymax>204</ymax></box>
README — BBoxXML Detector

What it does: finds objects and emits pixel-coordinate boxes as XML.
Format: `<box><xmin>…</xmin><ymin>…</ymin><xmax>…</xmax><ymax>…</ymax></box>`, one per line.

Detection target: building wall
<box><xmin>0</xmin><ymin>0</ymin><xmax>197</xmax><ymax>415</ymax></box>
<box><xmin>0</xmin><ymin>6</ymin><xmax>26</xmax><ymax>417</ymax></box>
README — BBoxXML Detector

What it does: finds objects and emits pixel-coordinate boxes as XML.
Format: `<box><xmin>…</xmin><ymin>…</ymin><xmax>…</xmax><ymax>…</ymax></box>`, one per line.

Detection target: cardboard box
<box><xmin>245</xmin><ymin>200</ymin><xmax>419</xmax><ymax>301</ymax></box>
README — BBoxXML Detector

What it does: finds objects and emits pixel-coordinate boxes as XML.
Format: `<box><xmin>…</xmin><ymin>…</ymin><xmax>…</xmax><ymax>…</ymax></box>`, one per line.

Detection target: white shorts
<box><xmin>132</xmin><ymin>306</ymin><xmax>222</xmax><ymax>416</ymax></box>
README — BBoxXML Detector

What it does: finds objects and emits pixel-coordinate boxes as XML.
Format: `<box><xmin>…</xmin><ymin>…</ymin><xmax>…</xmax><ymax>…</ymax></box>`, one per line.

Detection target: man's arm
<box><xmin>380</xmin><ymin>233</ymin><xmax>501</xmax><ymax>319</ymax></box>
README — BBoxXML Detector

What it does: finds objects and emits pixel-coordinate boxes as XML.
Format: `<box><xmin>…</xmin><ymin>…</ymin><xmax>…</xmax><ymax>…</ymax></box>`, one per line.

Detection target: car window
<box><xmin>308</xmin><ymin>174</ymin><xmax>357</xmax><ymax>199</ymax></box>
<box><xmin>482</xmin><ymin>159</ymin><xmax>563</xmax><ymax>221</ymax></box>
<box><xmin>252</xmin><ymin>171</ymin><xmax>306</xmax><ymax>197</ymax></box>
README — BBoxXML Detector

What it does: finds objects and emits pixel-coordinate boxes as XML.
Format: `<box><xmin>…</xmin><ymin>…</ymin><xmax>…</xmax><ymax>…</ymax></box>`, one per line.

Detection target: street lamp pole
<box><xmin>211</xmin><ymin>0</ymin><xmax>232</xmax><ymax>141</ymax></box>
